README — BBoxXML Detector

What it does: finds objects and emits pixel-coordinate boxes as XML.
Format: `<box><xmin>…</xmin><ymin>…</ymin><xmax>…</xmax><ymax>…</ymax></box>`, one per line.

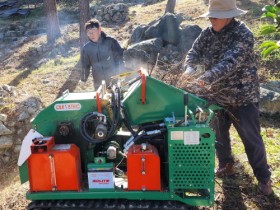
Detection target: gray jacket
<box><xmin>81</xmin><ymin>32</ymin><xmax>124</xmax><ymax>89</ymax></box>
<box><xmin>185</xmin><ymin>19</ymin><xmax>259</xmax><ymax>107</ymax></box>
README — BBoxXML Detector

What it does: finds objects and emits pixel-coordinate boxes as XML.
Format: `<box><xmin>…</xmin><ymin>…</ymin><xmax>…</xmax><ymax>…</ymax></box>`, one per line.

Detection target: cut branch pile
<box><xmin>151</xmin><ymin>60</ymin><xmax>233</xmax><ymax>108</ymax></box>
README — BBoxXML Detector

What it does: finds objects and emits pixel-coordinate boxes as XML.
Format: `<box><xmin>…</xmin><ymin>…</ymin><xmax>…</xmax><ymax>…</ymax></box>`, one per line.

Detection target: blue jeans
<box><xmin>211</xmin><ymin>103</ymin><xmax>271</xmax><ymax>183</ymax></box>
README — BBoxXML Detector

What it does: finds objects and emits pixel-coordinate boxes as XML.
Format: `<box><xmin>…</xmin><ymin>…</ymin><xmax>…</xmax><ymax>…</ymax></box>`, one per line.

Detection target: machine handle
<box><xmin>141</xmin><ymin>74</ymin><xmax>146</xmax><ymax>104</ymax></box>
<box><xmin>96</xmin><ymin>92</ymin><xmax>102</xmax><ymax>113</ymax></box>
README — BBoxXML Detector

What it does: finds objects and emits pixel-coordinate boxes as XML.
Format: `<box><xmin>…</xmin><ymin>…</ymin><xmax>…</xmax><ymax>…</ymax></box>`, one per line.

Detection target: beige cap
<box><xmin>200</xmin><ymin>0</ymin><xmax>247</xmax><ymax>18</ymax></box>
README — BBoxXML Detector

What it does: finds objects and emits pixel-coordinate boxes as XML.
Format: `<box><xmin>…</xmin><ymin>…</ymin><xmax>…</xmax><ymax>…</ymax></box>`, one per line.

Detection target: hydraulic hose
<box><xmin>121</xmin><ymin>104</ymin><xmax>137</xmax><ymax>136</ymax></box>
<box><xmin>80</xmin><ymin>88</ymin><xmax>119</xmax><ymax>144</ymax></box>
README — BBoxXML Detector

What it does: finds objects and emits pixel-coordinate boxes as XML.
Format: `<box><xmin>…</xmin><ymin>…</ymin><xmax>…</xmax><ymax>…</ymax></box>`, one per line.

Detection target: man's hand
<box><xmin>183</xmin><ymin>66</ymin><xmax>195</xmax><ymax>75</ymax></box>
<box><xmin>196</xmin><ymin>79</ymin><xmax>205</xmax><ymax>87</ymax></box>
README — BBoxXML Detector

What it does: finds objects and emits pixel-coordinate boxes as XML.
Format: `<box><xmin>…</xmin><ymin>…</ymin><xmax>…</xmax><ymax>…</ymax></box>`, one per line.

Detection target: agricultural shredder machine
<box><xmin>18</xmin><ymin>70</ymin><xmax>220</xmax><ymax>210</ymax></box>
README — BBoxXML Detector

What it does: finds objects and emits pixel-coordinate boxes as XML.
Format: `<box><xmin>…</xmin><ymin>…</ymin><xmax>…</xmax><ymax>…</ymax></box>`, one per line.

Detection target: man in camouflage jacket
<box><xmin>184</xmin><ymin>0</ymin><xmax>272</xmax><ymax>195</ymax></box>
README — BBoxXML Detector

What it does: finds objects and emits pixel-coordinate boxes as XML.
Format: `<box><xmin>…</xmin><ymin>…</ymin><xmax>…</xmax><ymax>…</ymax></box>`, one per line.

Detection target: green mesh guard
<box><xmin>168</xmin><ymin>126</ymin><xmax>215</xmax><ymax>204</ymax></box>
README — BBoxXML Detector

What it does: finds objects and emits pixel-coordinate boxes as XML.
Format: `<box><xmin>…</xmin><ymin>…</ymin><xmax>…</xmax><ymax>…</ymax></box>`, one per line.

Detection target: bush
<box><xmin>259</xmin><ymin>1</ymin><xmax>280</xmax><ymax>58</ymax></box>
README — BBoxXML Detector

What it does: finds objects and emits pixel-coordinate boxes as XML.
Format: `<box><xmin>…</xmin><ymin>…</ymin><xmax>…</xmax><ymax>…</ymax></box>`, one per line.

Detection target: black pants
<box><xmin>211</xmin><ymin>103</ymin><xmax>271</xmax><ymax>183</ymax></box>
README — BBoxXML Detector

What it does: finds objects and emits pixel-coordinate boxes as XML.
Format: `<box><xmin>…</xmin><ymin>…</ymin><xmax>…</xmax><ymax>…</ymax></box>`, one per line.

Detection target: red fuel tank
<box><xmin>127</xmin><ymin>144</ymin><xmax>161</xmax><ymax>191</ymax></box>
<box><xmin>28</xmin><ymin>144</ymin><xmax>81</xmax><ymax>192</ymax></box>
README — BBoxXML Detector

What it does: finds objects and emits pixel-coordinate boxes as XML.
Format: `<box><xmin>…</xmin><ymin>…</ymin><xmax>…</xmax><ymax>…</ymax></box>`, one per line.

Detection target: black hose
<box><xmin>127</xmin><ymin>76</ymin><xmax>141</xmax><ymax>86</ymax></box>
<box><xmin>106</xmin><ymin>86</ymin><xmax>121</xmax><ymax>139</ymax></box>
<box><xmin>80</xmin><ymin>88</ymin><xmax>119</xmax><ymax>144</ymax></box>
<box><xmin>121</xmin><ymin>104</ymin><xmax>137</xmax><ymax>136</ymax></box>
<box><xmin>105</xmin><ymin>89</ymin><xmax>116</xmax><ymax>138</ymax></box>
<box><xmin>136</xmin><ymin>123</ymin><xmax>163</xmax><ymax>133</ymax></box>
<box><xmin>80</xmin><ymin>112</ymin><xmax>101</xmax><ymax>144</ymax></box>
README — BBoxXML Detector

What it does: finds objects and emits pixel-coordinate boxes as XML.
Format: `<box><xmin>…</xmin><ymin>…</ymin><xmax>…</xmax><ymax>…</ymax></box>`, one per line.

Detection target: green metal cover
<box><xmin>122</xmin><ymin>76</ymin><xmax>211</xmax><ymax>126</ymax></box>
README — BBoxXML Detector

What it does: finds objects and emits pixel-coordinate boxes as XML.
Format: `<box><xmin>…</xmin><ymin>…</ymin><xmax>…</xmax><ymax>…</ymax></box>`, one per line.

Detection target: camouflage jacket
<box><xmin>185</xmin><ymin>19</ymin><xmax>259</xmax><ymax>107</ymax></box>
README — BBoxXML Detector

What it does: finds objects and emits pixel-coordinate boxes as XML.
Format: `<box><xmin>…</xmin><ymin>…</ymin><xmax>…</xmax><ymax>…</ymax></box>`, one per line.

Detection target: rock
<box><xmin>17</xmin><ymin>129</ymin><xmax>25</xmax><ymax>136</ymax></box>
<box><xmin>128</xmin><ymin>38</ymin><xmax>163</xmax><ymax>53</ymax></box>
<box><xmin>179</xmin><ymin>24</ymin><xmax>202</xmax><ymax>53</ymax></box>
<box><xmin>13</xmin><ymin>144</ymin><xmax>22</xmax><ymax>153</ymax></box>
<box><xmin>124</xmin><ymin>38</ymin><xmax>163</xmax><ymax>68</ymax></box>
<box><xmin>15</xmin><ymin>138</ymin><xmax>22</xmax><ymax>145</ymax></box>
<box><xmin>27</xmin><ymin>107</ymin><xmax>38</xmax><ymax>115</ymax></box>
<box><xmin>259</xmin><ymin>82</ymin><xmax>280</xmax><ymax>115</ymax></box>
<box><xmin>0</xmin><ymin>135</ymin><xmax>13</xmax><ymax>149</ymax></box>
<box><xmin>0</xmin><ymin>32</ymin><xmax>4</xmax><ymax>40</ymax></box>
<box><xmin>18</xmin><ymin>111</ymin><xmax>30</xmax><ymax>122</ymax></box>
<box><xmin>0</xmin><ymin>122</ymin><xmax>13</xmax><ymax>135</ymax></box>
<box><xmin>143</xmin><ymin>0</ymin><xmax>163</xmax><ymax>6</ymax></box>
<box><xmin>129</xmin><ymin>24</ymin><xmax>149</xmax><ymax>44</ymax></box>
<box><xmin>6</xmin><ymin>121</ymin><xmax>16</xmax><ymax>127</ymax></box>
<box><xmin>24</xmin><ymin>97</ymin><xmax>42</xmax><ymax>110</ymax></box>
<box><xmin>2</xmin><ymin>150</ymin><xmax>11</xmax><ymax>163</ymax></box>
<box><xmin>261</xmin><ymin>81</ymin><xmax>280</xmax><ymax>92</ymax></box>
<box><xmin>145</xmin><ymin>13</ymin><xmax>181</xmax><ymax>46</ymax></box>
<box><xmin>2</xmin><ymin>84</ymin><xmax>14</xmax><ymax>93</ymax></box>
<box><xmin>0</xmin><ymin>114</ymin><xmax>7</xmax><ymax>122</ymax></box>
<box><xmin>0</xmin><ymin>149</ymin><xmax>5</xmax><ymax>155</ymax></box>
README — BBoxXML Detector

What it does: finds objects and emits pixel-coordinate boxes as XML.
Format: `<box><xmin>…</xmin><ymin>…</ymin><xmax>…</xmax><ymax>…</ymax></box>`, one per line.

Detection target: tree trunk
<box><xmin>44</xmin><ymin>0</ymin><xmax>61</xmax><ymax>44</ymax></box>
<box><xmin>165</xmin><ymin>0</ymin><xmax>176</xmax><ymax>14</ymax></box>
<box><xmin>79</xmin><ymin>0</ymin><xmax>90</xmax><ymax>51</ymax></box>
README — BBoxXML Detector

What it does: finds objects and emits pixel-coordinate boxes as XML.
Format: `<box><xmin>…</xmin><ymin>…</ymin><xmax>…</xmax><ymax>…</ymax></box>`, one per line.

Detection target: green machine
<box><xmin>18</xmin><ymin>71</ymin><xmax>220</xmax><ymax>210</ymax></box>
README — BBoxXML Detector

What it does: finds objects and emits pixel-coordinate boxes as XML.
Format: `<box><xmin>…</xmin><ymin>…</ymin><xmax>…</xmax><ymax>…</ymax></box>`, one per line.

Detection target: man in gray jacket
<box><xmin>184</xmin><ymin>0</ymin><xmax>272</xmax><ymax>195</ymax></box>
<box><xmin>81</xmin><ymin>19</ymin><xmax>124</xmax><ymax>90</ymax></box>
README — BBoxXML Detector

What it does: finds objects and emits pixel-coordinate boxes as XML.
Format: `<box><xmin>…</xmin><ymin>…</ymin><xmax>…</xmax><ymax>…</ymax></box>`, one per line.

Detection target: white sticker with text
<box><xmin>184</xmin><ymin>131</ymin><xmax>200</xmax><ymax>145</ymax></box>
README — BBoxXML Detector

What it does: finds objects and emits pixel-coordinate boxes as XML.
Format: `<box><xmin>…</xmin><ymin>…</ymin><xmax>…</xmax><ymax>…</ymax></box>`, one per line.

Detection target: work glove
<box><xmin>183</xmin><ymin>66</ymin><xmax>195</xmax><ymax>75</ymax></box>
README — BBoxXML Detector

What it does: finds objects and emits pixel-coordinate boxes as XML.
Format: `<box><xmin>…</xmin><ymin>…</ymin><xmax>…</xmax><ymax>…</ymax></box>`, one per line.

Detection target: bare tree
<box><xmin>44</xmin><ymin>0</ymin><xmax>61</xmax><ymax>44</ymax></box>
<box><xmin>79</xmin><ymin>0</ymin><xmax>90</xmax><ymax>51</ymax></box>
<box><xmin>165</xmin><ymin>0</ymin><xmax>176</xmax><ymax>14</ymax></box>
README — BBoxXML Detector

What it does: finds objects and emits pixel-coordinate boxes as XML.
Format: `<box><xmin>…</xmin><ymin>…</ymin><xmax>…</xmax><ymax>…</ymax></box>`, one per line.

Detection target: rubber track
<box><xmin>27</xmin><ymin>199</ymin><xmax>194</xmax><ymax>210</ymax></box>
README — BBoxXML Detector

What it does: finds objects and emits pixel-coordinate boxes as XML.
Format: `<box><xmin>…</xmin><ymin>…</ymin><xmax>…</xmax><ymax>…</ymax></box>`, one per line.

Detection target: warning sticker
<box><xmin>170</xmin><ymin>131</ymin><xmax>183</xmax><ymax>140</ymax></box>
<box><xmin>54</xmin><ymin>103</ymin><xmax>81</xmax><ymax>111</ymax></box>
<box><xmin>184</xmin><ymin>131</ymin><xmax>200</xmax><ymax>145</ymax></box>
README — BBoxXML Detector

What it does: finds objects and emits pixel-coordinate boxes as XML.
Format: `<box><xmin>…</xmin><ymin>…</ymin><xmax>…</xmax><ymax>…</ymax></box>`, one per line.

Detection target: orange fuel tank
<box><xmin>127</xmin><ymin>144</ymin><xmax>161</xmax><ymax>191</ymax></box>
<box><xmin>28</xmin><ymin>144</ymin><xmax>81</xmax><ymax>192</ymax></box>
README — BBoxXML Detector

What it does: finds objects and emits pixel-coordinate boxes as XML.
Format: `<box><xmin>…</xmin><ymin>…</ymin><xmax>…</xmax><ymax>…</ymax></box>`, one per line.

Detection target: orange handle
<box><xmin>141</xmin><ymin>74</ymin><xmax>146</xmax><ymax>104</ymax></box>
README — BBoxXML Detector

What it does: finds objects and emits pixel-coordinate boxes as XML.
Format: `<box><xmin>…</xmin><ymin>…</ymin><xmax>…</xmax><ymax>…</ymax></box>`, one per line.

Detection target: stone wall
<box><xmin>91</xmin><ymin>3</ymin><xmax>129</xmax><ymax>24</ymax></box>
<box><xmin>0</xmin><ymin>20</ymin><xmax>45</xmax><ymax>60</ymax></box>
<box><xmin>0</xmin><ymin>85</ymin><xmax>41</xmax><ymax>165</ymax></box>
